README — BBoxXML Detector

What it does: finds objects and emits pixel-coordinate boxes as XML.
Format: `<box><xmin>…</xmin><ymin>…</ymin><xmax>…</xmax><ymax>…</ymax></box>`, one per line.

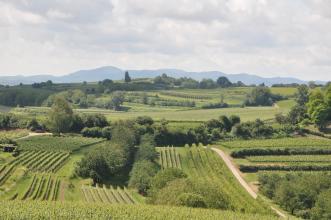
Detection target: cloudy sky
<box><xmin>0</xmin><ymin>0</ymin><xmax>330</xmax><ymax>81</ymax></box>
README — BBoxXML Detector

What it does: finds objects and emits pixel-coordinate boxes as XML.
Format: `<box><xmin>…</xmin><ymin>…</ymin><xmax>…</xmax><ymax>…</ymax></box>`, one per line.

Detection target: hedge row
<box><xmin>239</xmin><ymin>164</ymin><xmax>331</xmax><ymax>173</ymax></box>
<box><xmin>231</xmin><ymin>148</ymin><xmax>331</xmax><ymax>158</ymax></box>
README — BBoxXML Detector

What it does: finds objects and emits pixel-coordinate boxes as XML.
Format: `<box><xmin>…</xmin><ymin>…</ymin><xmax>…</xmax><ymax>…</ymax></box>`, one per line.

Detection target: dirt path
<box><xmin>211</xmin><ymin>147</ymin><xmax>257</xmax><ymax>199</ymax></box>
<box><xmin>15</xmin><ymin>132</ymin><xmax>52</xmax><ymax>141</ymax></box>
<box><xmin>59</xmin><ymin>181</ymin><xmax>67</xmax><ymax>201</ymax></box>
<box><xmin>211</xmin><ymin>147</ymin><xmax>287</xmax><ymax>219</ymax></box>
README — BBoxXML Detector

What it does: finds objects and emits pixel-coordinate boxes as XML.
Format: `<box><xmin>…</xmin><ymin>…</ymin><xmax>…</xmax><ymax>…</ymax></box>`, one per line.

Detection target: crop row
<box><xmin>0</xmin><ymin>201</ymin><xmax>279</xmax><ymax>220</ymax></box>
<box><xmin>21</xmin><ymin>174</ymin><xmax>61</xmax><ymax>201</ymax></box>
<box><xmin>9</xmin><ymin>151</ymin><xmax>70</xmax><ymax>173</ymax></box>
<box><xmin>231</xmin><ymin>148</ymin><xmax>331</xmax><ymax>158</ymax></box>
<box><xmin>222</xmin><ymin>137</ymin><xmax>331</xmax><ymax>149</ymax></box>
<box><xmin>159</xmin><ymin>91</ymin><xmax>213</xmax><ymax>100</ymax></box>
<box><xmin>159</xmin><ymin>147</ymin><xmax>182</xmax><ymax>169</ymax></box>
<box><xmin>247</xmin><ymin>155</ymin><xmax>331</xmax><ymax>163</ymax></box>
<box><xmin>239</xmin><ymin>164</ymin><xmax>331</xmax><ymax>172</ymax></box>
<box><xmin>180</xmin><ymin>147</ymin><xmax>271</xmax><ymax>214</ymax></box>
<box><xmin>17</xmin><ymin>136</ymin><xmax>102</xmax><ymax>152</ymax></box>
<box><xmin>81</xmin><ymin>185</ymin><xmax>137</xmax><ymax>204</ymax></box>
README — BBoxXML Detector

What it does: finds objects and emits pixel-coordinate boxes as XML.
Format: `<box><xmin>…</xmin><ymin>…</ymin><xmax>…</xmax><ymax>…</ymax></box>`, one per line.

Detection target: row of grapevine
<box><xmin>0</xmin><ymin>200</ymin><xmax>279</xmax><ymax>220</ymax></box>
<box><xmin>81</xmin><ymin>185</ymin><xmax>137</xmax><ymax>204</ymax></box>
<box><xmin>222</xmin><ymin>137</ymin><xmax>331</xmax><ymax>149</ymax></box>
<box><xmin>159</xmin><ymin>91</ymin><xmax>212</xmax><ymax>100</ymax></box>
<box><xmin>20</xmin><ymin>174</ymin><xmax>61</xmax><ymax>201</ymax></box>
<box><xmin>9</xmin><ymin>151</ymin><xmax>70</xmax><ymax>173</ymax></box>
<box><xmin>159</xmin><ymin>146</ymin><xmax>181</xmax><ymax>169</ymax></box>
<box><xmin>180</xmin><ymin>147</ymin><xmax>271</xmax><ymax>214</ymax></box>
<box><xmin>0</xmin><ymin>165</ymin><xmax>15</xmax><ymax>186</ymax></box>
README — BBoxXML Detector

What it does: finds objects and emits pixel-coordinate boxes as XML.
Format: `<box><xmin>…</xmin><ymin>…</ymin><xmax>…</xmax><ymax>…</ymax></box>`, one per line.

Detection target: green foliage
<box><xmin>135</xmin><ymin>135</ymin><xmax>158</xmax><ymax>162</ymax></box>
<box><xmin>44</xmin><ymin>89</ymin><xmax>88</xmax><ymax>108</ymax></box>
<box><xmin>177</xmin><ymin>193</ymin><xmax>206</xmax><ymax>208</ymax></box>
<box><xmin>216</xmin><ymin>77</ymin><xmax>232</xmax><ymax>88</ymax></box>
<box><xmin>259</xmin><ymin>172</ymin><xmax>331</xmax><ymax>218</ymax></box>
<box><xmin>48</xmin><ymin>97</ymin><xmax>74</xmax><ymax>134</ymax></box>
<box><xmin>245</xmin><ymin>87</ymin><xmax>283</xmax><ymax>106</ymax></box>
<box><xmin>81</xmin><ymin>127</ymin><xmax>103</xmax><ymax>138</ymax></box>
<box><xmin>307</xmin><ymin>88</ymin><xmax>331</xmax><ymax>130</ymax></box>
<box><xmin>109</xmin><ymin>91</ymin><xmax>125</xmax><ymax>110</ymax></box>
<box><xmin>231</xmin><ymin>119</ymin><xmax>273</xmax><ymax>139</ymax></box>
<box><xmin>312</xmin><ymin>189</ymin><xmax>331</xmax><ymax>220</ymax></box>
<box><xmin>149</xmin><ymin>168</ymin><xmax>187</xmax><ymax>192</ymax></box>
<box><xmin>128</xmin><ymin>160</ymin><xmax>159</xmax><ymax>194</ymax></box>
<box><xmin>124</xmin><ymin>71</ymin><xmax>132</xmax><ymax>83</ymax></box>
<box><xmin>76</xmin><ymin>142</ymin><xmax>128</xmax><ymax>183</ymax></box>
<box><xmin>81</xmin><ymin>114</ymin><xmax>109</xmax><ymax>128</ymax></box>
<box><xmin>0</xmin><ymin>113</ymin><xmax>22</xmax><ymax>129</ymax></box>
<box><xmin>295</xmin><ymin>85</ymin><xmax>309</xmax><ymax>105</ymax></box>
<box><xmin>0</xmin><ymin>87</ymin><xmax>53</xmax><ymax>107</ymax></box>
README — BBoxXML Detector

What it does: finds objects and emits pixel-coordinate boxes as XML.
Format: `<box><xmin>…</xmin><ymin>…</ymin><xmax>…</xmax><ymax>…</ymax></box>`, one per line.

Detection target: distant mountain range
<box><xmin>0</xmin><ymin>66</ymin><xmax>325</xmax><ymax>86</ymax></box>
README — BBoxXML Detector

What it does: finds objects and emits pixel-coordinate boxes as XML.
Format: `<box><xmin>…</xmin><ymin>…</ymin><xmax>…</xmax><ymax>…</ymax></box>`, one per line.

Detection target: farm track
<box><xmin>211</xmin><ymin>148</ymin><xmax>257</xmax><ymax>199</ymax></box>
<box><xmin>211</xmin><ymin>147</ymin><xmax>287</xmax><ymax>219</ymax></box>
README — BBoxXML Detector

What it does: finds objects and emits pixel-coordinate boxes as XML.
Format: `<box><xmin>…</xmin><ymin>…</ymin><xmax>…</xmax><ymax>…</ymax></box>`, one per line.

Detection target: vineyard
<box><xmin>159</xmin><ymin>91</ymin><xmax>213</xmax><ymax>100</ymax></box>
<box><xmin>17</xmin><ymin>136</ymin><xmax>103</xmax><ymax>152</ymax></box>
<box><xmin>0</xmin><ymin>201</ymin><xmax>279</xmax><ymax>220</ymax></box>
<box><xmin>158</xmin><ymin>146</ymin><xmax>182</xmax><ymax>169</ymax></box>
<box><xmin>221</xmin><ymin>136</ymin><xmax>331</xmax><ymax>173</ymax></box>
<box><xmin>221</xmin><ymin>137</ymin><xmax>331</xmax><ymax>149</ymax></box>
<box><xmin>17</xmin><ymin>174</ymin><xmax>61</xmax><ymax>201</ymax></box>
<box><xmin>0</xmin><ymin>150</ymin><xmax>69</xmax><ymax>191</ymax></box>
<box><xmin>81</xmin><ymin>185</ymin><xmax>137</xmax><ymax>204</ymax></box>
<box><xmin>175</xmin><ymin>147</ymin><xmax>271</xmax><ymax>214</ymax></box>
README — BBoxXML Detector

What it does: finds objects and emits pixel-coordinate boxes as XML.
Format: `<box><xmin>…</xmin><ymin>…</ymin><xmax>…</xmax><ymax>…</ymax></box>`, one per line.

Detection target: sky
<box><xmin>0</xmin><ymin>0</ymin><xmax>330</xmax><ymax>81</ymax></box>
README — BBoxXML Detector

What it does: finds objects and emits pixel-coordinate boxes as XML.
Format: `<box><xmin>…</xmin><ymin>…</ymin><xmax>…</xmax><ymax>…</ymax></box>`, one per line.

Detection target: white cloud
<box><xmin>0</xmin><ymin>0</ymin><xmax>330</xmax><ymax>81</ymax></box>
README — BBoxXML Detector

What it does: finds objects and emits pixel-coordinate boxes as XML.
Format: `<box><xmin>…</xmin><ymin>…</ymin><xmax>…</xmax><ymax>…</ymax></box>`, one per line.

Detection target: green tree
<box><xmin>75</xmin><ymin>143</ymin><xmax>128</xmax><ymax>184</ymax></box>
<box><xmin>312</xmin><ymin>189</ymin><xmax>331</xmax><ymax>220</ymax></box>
<box><xmin>245</xmin><ymin>87</ymin><xmax>274</xmax><ymax>106</ymax></box>
<box><xmin>48</xmin><ymin>97</ymin><xmax>73</xmax><ymax>134</ymax></box>
<box><xmin>216</xmin><ymin>77</ymin><xmax>232</xmax><ymax>88</ymax></box>
<box><xmin>135</xmin><ymin>135</ymin><xmax>158</xmax><ymax>162</ymax></box>
<box><xmin>296</xmin><ymin>85</ymin><xmax>309</xmax><ymax>105</ymax></box>
<box><xmin>111</xmin><ymin>91</ymin><xmax>125</xmax><ymax>110</ymax></box>
<box><xmin>128</xmin><ymin>160</ymin><xmax>159</xmax><ymax>194</ymax></box>
<box><xmin>124</xmin><ymin>71</ymin><xmax>131</xmax><ymax>83</ymax></box>
<box><xmin>307</xmin><ymin>90</ymin><xmax>330</xmax><ymax>130</ymax></box>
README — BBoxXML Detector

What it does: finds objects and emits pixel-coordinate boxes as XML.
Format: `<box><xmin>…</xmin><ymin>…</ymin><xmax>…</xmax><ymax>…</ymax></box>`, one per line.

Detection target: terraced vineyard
<box><xmin>159</xmin><ymin>146</ymin><xmax>182</xmax><ymax>169</ymax></box>
<box><xmin>18</xmin><ymin>174</ymin><xmax>61</xmax><ymax>201</ymax></box>
<box><xmin>176</xmin><ymin>147</ymin><xmax>271</xmax><ymax>214</ymax></box>
<box><xmin>81</xmin><ymin>185</ymin><xmax>137</xmax><ymax>204</ymax></box>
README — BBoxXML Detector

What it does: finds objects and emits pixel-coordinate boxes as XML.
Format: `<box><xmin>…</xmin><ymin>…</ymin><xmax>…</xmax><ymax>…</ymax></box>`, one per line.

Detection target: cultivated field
<box><xmin>157</xmin><ymin>146</ymin><xmax>273</xmax><ymax>214</ymax></box>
